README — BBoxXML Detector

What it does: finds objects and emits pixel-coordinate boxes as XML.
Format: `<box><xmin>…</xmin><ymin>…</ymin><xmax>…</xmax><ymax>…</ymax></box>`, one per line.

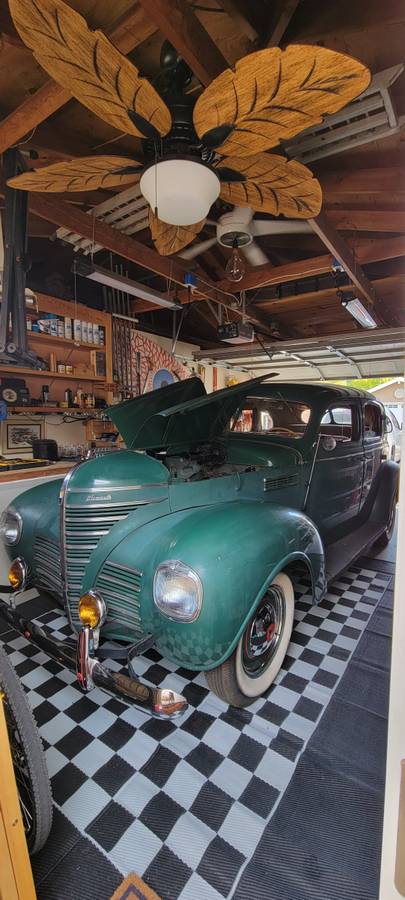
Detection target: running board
<box><xmin>325</xmin><ymin>521</ymin><xmax>384</xmax><ymax>582</ymax></box>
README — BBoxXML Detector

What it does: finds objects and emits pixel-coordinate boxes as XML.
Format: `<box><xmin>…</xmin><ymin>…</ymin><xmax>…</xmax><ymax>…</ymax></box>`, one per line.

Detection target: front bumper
<box><xmin>0</xmin><ymin>593</ymin><xmax>187</xmax><ymax>719</ymax></box>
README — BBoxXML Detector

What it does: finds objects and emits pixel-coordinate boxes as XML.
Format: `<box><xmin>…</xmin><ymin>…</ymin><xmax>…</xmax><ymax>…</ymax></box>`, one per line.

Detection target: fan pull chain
<box><xmin>154</xmin><ymin>142</ymin><xmax>159</xmax><ymax>218</ymax></box>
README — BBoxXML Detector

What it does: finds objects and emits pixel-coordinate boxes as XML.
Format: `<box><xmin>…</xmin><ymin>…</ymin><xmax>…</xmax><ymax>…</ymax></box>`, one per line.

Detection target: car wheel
<box><xmin>374</xmin><ymin>492</ymin><xmax>396</xmax><ymax>550</ymax></box>
<box><xmin>205</xmin><ymin>572</ymin><xmax>294</xmax><ymax>708</ymax></box>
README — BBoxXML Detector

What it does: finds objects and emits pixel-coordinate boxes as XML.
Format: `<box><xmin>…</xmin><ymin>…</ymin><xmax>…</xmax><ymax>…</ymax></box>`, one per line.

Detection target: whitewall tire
<box><xmin>205</xmin><ymin>571</ymin><xmax>295</xmax><ymax>708</ymax></box>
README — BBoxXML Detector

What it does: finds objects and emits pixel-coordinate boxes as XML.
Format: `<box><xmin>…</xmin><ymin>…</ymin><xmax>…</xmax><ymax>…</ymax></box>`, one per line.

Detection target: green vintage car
<box><xmin>0</xmin><ymin>377</ymin><xmax>398</xmax><ymax>716</ymax></box>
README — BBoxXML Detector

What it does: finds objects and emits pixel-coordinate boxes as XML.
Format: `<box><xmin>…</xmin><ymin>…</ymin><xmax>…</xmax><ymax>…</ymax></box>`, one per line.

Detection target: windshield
<box><xmin>228</xmin><ymin>397</ymin><xmax>311</xmax><ymax>439</ymax></box>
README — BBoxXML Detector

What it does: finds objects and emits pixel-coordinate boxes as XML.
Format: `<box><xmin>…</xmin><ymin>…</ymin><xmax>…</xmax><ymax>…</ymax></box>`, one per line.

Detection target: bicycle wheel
<box><xmin>0</xmin><ymin>643</ymin><xmax>53</xmax><ymax>854</ymax></box>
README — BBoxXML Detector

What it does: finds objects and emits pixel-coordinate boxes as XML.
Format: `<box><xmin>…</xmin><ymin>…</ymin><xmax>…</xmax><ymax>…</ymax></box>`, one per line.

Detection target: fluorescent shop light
<box><xmin>73</xmin><ymin>259</ymin><xmax>182</xmax><ymax>311</ymax></box>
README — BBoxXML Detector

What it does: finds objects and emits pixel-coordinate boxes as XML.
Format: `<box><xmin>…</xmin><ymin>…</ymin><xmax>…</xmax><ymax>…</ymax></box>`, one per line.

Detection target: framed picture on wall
<box><xmin>2</xmin><ymin>419</ymin><xmax>43</xmax><ymax>456</ymax></box>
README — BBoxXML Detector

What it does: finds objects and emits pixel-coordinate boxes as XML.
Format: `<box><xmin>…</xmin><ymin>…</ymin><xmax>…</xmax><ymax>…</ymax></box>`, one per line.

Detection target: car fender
<box><xmin>6</xmin><ymin>478</ymin><xmax>63</xmax><ymax>564</ymax></box>
<box><xmin>364</xmin><ymin>459</ymin><xmax>399</xmax><ymax>524</ymax></box>
<box><xmin>94</xmin><ymin>500</ymin><xmax>325</xmax><ymax>670</ymax></box>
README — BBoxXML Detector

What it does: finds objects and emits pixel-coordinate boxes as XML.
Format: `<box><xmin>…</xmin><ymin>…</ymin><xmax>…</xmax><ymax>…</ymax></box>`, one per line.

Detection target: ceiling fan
<box><xmin>7</xmin><ymin>0</ymin><xmax>370</xmax><ymax>258</ymax></box>
<box><xmin>179</xmin><ymin>206</ymin><xmax>312</xmax><ymax>267</ymax></box>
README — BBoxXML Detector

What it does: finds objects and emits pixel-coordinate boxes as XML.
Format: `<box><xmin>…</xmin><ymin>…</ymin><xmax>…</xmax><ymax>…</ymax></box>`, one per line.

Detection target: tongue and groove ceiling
<box><xmin>0</xmin><ymin>0</ymin><xmax>404</xmax><ymax>364</ymax></box>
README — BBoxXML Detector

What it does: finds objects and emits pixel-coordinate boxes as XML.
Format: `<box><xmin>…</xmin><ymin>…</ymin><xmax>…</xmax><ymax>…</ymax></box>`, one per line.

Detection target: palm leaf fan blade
<box><xmin>9</xmin><ymin>0</ymin><xmax>172</xmax><ymax>140</ymax></box>
<box><xmin>194</xmin><ymin>45</ymin><xmax>370</xmax><ymax>156</ymax></box>
<box><xmin>6</xmin><ymin>156</ymin><xmax>143</xmax><ymax>192</ymax></box>
<box><xmin>149</xmin><ymin>211</ymin><xmax>206</xmax><ymax>256</ymax></box>
<box><xmin>217</xmin><ymin>154</ymin><xmax>322</xmax><ymax>218</ymax></box>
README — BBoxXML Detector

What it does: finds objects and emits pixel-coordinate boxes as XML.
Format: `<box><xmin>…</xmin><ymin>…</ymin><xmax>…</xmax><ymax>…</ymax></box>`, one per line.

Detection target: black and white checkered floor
<box><xmin>0</xmin><ymin>561</ymin><xmax>392</xmax><ymax>900</ymax></box>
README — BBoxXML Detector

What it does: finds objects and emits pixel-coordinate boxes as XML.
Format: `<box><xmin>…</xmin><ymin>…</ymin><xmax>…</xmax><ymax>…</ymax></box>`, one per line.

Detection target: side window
<box><xmin>320</xmin><ymin>406</ymin><xmax>357</xmax><ymax>442</ymax></box>
<box><xmin>364</xmin><ymin>403</ymin><xmax>383</xmax><ymax>439</ymax></box>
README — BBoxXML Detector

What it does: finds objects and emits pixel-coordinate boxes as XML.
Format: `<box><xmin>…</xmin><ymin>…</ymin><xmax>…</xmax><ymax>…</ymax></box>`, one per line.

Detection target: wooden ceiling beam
<box><xmin>288</xmin><ymin>0</ymin><xmax>405</xmax><ymax>42</ymax></box>
<box><xmin>133</xmin><ymin>232</ymin><xmax>405</xmax><ymax>314</ymax></box>
<box><xmin>0</xmin><ymin>185</ymin><xmax>194</xmax><ymax>287</ymax></box>
<box><xmin>0</xmin><ymin>4</ymin><xmax>157</xmax><ymax>154</ymax></box>
<box><xmin>220</xmin><ymin>0</ymin><xmax>258</xmax><ymax>42</ymax></box>
<box><xmin>309</xmin><ymin>211</ymin><xmax>387</xmax><ymax>324</ymax></box>
<box><xmin>327</xmin><ymin>209</ymin><xmax>405</xmax><ymax>232</ymax></box>
<box><xmin>321</xmin><ymin>167</ymin><xmax>405</xmax><ymax>196</ymax></box>
<box><xmin>220</xmin><ymin>234</ymin><xmax>405</xmax><ymax>293</ymax></box>
<box><xmin>265</xmin><ymin>1</ymin><xmax>300</xmax><ymax>47</ymax></box>
<box><xmin>253</xmin><ymin>273</ymin><xmax>405</xmax><ymax>316</ymax></box>
<box><xmin>137</xmin><ymin>0</ymin><xmax>227</xmax><ymax>86</ymax></box>
<box><xmin>0</xmin><ymin>6</ymin><xmax>25</xmax><ymax>47</ymax></box>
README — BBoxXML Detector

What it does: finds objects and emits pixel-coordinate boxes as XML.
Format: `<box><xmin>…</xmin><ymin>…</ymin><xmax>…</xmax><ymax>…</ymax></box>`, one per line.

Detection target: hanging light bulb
<box><xmin>225</xmin><ymin>238</ymin><xmax>246</xmax><ymax>283</ymax></box>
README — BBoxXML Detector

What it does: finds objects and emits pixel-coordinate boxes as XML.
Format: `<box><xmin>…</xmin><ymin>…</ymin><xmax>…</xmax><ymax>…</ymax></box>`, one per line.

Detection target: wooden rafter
<box><xmin>137</xmin><ymin>0</ymin><xmax>227</xmax><ymax>86</ymax></box>
<box><xmin>250</xmin><ymin>273</ymin><xmax>405</xmax><ymax>316</ymax></box>
<box><xmin>0</xmin><ymin>4</ymin><xmax>157</xmax><ymax>154</ymax></box>
<box><xmin>0</xmin><ymin>185</ymin><xmax>272</xmax><ymax>316</ymax></box>
<box><xmin>220</xmin><ymin>0</ymin><xmax>258</xmax><ymax>42</ymax></box>
<box><xmin>260</xmin><ymin>0</ymin><xmax>389</xmax><ymax>332</ymax></box>
<box><xmin>328</xmin><ymin>209</ymin><xmax>405</xmax><ymax>233</ymax></box>
<box><xmin>322</xmin><ymin>167</ymin><xmax>405</xmax><ymax>196</ymax></box>
<box><xmin>0</xmin><ymin>185</ymin><xmax>192</xmax><ymax>287</ymax></box>
<box><xmin>309</xmin><ymin>211</ymin><xmax>387</xmax><ymax>324</ymax></box>
<box><xmin>265</xmin><ymin>0</ymin><xmax>300</xmax><ymax>47</ymax></box>
<box><xmin>133</xmin><ymin>233</ymin><xmax>405</xmax><ymax>315</ymax></box>
<box><xmin>221</xmin><ymin>234</ymin><xmax>405</xmax><ymax>293</ymax></box>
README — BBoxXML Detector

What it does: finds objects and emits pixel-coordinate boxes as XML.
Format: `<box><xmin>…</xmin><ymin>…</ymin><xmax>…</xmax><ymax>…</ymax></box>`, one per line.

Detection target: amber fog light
<box><xmin>78</xmin><ymin>591</ymin><xmax>106</xmax><ymax>629</ymax></box>
<box><xmin>8</xmin><ymin>558</ymin><xmax>28</xmax><ymax>591</ymax></box>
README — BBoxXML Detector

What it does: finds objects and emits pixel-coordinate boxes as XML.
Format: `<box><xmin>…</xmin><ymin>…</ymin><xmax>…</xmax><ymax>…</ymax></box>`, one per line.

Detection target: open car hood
<box><xmin>109</xmin><ymin>375</ymin><xmax>276</xmax><ymax>449</ymax></box>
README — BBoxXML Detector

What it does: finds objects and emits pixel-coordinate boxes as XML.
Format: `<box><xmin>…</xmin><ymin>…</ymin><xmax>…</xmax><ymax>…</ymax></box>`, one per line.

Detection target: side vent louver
<box><xmin>263</xmin><ymin>474</ymin><xmax>299</xmax><ymax>492</ymax></box>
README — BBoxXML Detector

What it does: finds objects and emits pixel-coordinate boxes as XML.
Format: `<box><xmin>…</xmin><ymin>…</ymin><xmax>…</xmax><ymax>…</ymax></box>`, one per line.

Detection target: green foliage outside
<box><xmin>330</xmin><ymin>377</ymin><xmax>393</xmax><ymax>390</ymax></box>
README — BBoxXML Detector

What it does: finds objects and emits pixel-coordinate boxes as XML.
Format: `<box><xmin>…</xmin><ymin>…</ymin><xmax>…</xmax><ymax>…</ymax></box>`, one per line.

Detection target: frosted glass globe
<box><xmin>140</xmin><ymin>159</ymin><xmax>220</xmax><ymax>226</ymax></box>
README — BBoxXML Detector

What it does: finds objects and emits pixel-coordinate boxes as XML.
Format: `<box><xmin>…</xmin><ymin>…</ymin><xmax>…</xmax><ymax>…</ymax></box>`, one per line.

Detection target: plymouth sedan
<box><xmin>0</xmin><ymin>378</ymin><xmax>398</xmax><ymax>713</ymax></box>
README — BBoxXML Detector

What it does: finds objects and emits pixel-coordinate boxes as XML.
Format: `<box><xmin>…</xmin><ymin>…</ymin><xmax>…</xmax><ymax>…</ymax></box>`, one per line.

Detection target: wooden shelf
<box><xmin>0</xmin><ymin>365</ymin><xmax>105</xmax><ymax>382</ymax></box>
<box><xmin>28</xmin><ymin>331</ymin><xmax>106</xmax><ymax>353</ymax></box>
<box><xmin>0</xmin><ymin>292</ymin><xmax>114</xmax><ymax>408</ymax></box>
<box><xmin>8</xmin><ymin>406</ymin><xmax>99</xmax><ymax>414</ymax></box>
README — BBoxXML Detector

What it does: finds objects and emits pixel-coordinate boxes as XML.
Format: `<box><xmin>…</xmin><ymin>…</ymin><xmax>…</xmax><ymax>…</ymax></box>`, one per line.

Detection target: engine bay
<box><xmin>154</xmin><ymin>441</ymin><xmax>258</xmax><ymax>483</ymax></box>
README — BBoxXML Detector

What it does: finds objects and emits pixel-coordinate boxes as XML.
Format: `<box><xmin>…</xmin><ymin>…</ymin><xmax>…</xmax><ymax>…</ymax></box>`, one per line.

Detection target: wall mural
<box><xmin>130</xmin><ymin>331</ymin><xmax>191</xmax><ymax>395</ymax></box>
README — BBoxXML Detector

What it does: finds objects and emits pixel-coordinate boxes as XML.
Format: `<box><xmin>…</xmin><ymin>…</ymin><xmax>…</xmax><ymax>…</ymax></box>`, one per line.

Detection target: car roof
<box><xmin>242</xmin><ymin>381</ymin><xmax>379</xmax><ymax>403</ymax></box>
<box><xmin>109</xmin><ymin>376</ymin><xmax>383</xmax><ymax>450</ymax></box>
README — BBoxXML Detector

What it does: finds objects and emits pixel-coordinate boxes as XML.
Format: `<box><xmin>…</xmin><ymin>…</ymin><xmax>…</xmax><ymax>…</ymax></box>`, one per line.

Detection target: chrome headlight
<box><xmin>0</xmin><ymin>507</ymin><xmax>22</xmax><ymax>546</ymax></box>
<box><xmin>153</xmin><ymin>560</ymin><xmax>203</xmax><ymax>623</ymax></box>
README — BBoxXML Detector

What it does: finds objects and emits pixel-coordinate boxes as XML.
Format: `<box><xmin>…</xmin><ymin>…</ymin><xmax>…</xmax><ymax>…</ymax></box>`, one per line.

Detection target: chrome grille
<box><xmin>95</xmin><ymin>561</ymin><xmax>143</xmax><ymax>635</ymax></box>
<box><xmin>64</xmin><ymin>502</ymin><xmax>141</xmax><ymax>626</ymax></box>
<box><xmin>33</xmin><ymin>536</ymin><xmax>62</xmax><ymax>596</ymax></box>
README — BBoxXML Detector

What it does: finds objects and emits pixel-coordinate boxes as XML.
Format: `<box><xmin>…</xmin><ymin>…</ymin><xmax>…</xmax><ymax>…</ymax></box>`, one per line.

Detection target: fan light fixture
<box><xmin>4</xmin><ymin>0</ymin><xmax>372</xmax><ymax>257</ymax></box>
<box><xmin>225</xmin><ymin>238</ymin><xmax>246</xmax><ymax>283</ymax></box>
<box><xmin>341</xmin><ymin>294</ymin><xmax>377</xmax><ymax>329</ymax></box>
<box><xmin>140</xmin><ymin>159</ymin><xmax>220</xmax><ymax>226</ymax></box>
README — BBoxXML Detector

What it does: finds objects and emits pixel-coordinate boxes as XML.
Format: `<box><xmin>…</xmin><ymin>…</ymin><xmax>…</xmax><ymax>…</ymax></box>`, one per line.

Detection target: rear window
<box><xmin>229</xmin><ymin>398</ymin><xmax>311</xmax><ymax>438</ymax></box>
<box><xmin>364</xmin><ymin>403</ymin><xmax>383</xmax><ymax>438</ymax></box>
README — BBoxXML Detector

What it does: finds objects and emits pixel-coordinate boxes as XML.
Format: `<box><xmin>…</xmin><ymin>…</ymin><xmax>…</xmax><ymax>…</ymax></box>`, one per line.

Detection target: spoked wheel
<box><xmin>206</xmin><ymin>572</ymin><xmax>295</xmax><ymax>708</ymax></box>
<box><xmin>240</xmin><ymin>585</ymin><xmax>286</xmax><ymax>679</ymax></box>
<box><xmin>0</xmin><ymin>644</ymin><xmax>52</xmax><ymax>854</ymax></box>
